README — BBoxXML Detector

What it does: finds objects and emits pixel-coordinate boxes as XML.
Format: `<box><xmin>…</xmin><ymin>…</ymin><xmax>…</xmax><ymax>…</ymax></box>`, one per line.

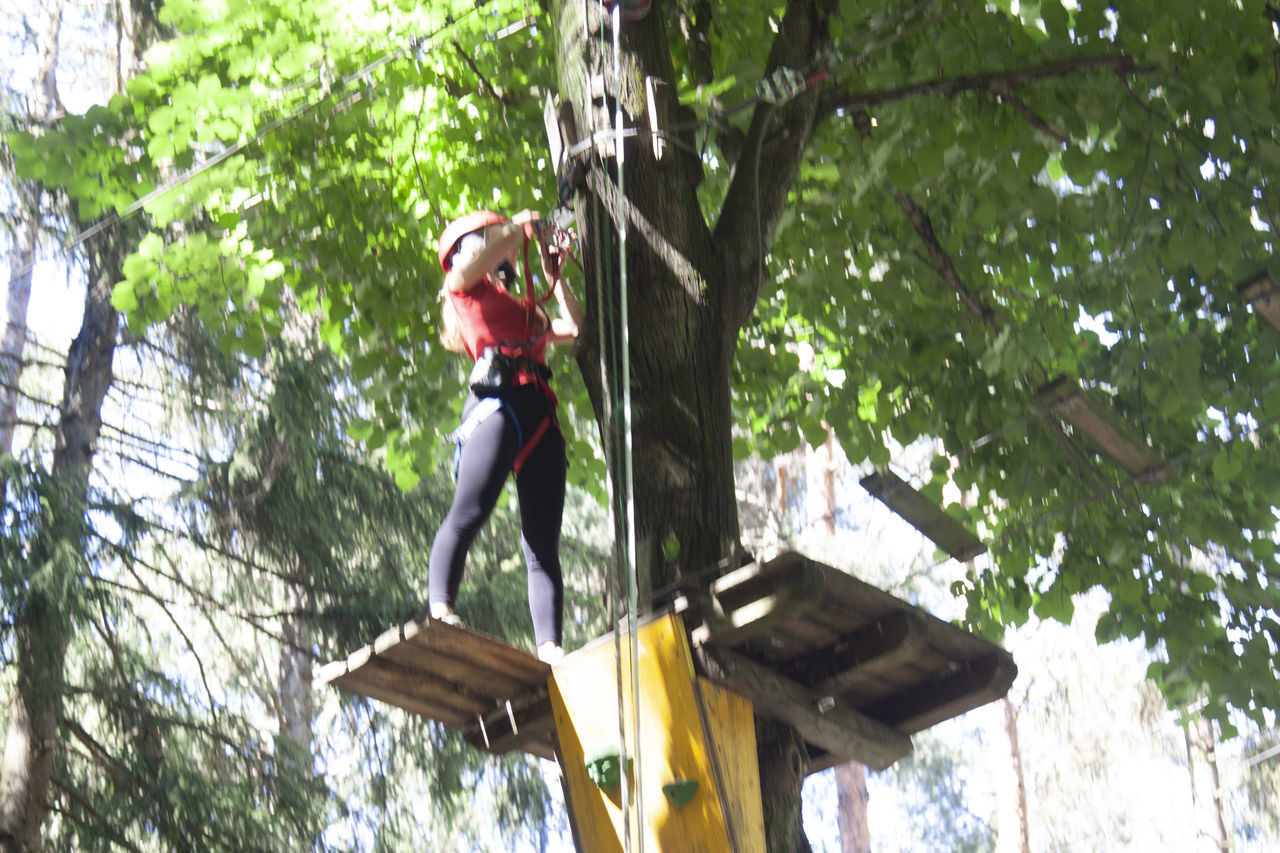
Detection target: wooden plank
<box><xmin>320</xmin><ymin>619</ymin><xmax>553</xmax><ymax>740</ymax></box>
<box><xmin>707</xmin><ymin>552</ymin><xmax>821</xmax><ymax>612</ymax></box>
<box><xmin>401</xmin><ymin>617</ymin><xmax>549</xmax><ymax>689</ymax></box>
<box><xmin>858</xmin><ymin>652</ymin><xmax>1018</xmax><ymax>734</ymax></box>
<box><xmin>693</xmin><ymin>642</ymin><xmax>913</xmax><ymax>772</ymax></box>
<box><xmin>691</xmin><ymin>566</ymin><xmax>823</xmax><ymax>649</ymax></box>
<box><xmin>1036</xmin><ymin>376</ymin><xmax>1166</xmax><ymax>480</ymax></box>
<box><xmin>357</xmin><ymin>655</ymin><xmax>491</xmax><ymax>718</ymax></box>
<box><xmin>736</xmin><ymin>623</ymin><xmax>820</xmax><ymax>663</ymax></box>
<box><xmin>804</xmin><ymin>747</ymin><xmax>846</xmax><ymax>776</ymax></box>
<box><xmin>550</xmin><ymin>613</ymin><xmax>741</xmax><ymax>851</ymax></box>
<box><xmin>860</xmin><ymin>470</ymin><xmax>987</xmax><ymax>562</ymax></box>
<box><xmin>1240</xmin><ymin>271</ymin><xmax>1280</xmax><ymax>332</ymax></box>
<box><xmin>826</xmin><ymin>583</ymin><xmax>990</xmax><ymax>668</ymax></box>
<box><xmin>785</xmin><ymin>611</ymin><xmax>925</xmax><ymax>695</ymax></box>
<box><xmin>376</xmin><ymin>626</ymin><xmax>530</xmax><ymax>698</ymax></box>
<box><xmin>327</xmin><ymin>667</ymin><xmax>472</xmax><ymax>728</ymax></box>
<box><xmin>698</xmin><ymin>678</ymin><xmax>766</xmax><ymax>851</ymax></box>
<box><xmin>766</xmin><ymin>554</ymin><xmax>996</xmax><ymax>665</ymax></box>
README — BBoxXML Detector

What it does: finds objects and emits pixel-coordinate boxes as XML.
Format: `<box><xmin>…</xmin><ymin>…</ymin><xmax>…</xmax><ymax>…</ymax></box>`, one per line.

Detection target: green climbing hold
<box><xmin>585</xmin><ymin>746</ymin><xmax>628</xmax><ymax>791</ymax></box>
<box><xmin>662</xmin><ymin>779</ymin><xmax>699</xmax><ymax>807</ymax></box>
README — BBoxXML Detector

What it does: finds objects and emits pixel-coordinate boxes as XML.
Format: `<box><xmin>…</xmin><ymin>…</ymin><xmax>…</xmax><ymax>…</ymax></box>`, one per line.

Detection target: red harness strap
<box><xmin>511</xmin><ymin>414</ymin><xmax>555</xmax><ymax>475</ymax></box>
<box><xmin>508</xmin><ymin>221</ymin><xmax>572</xmax><ymax>475</ymax></box>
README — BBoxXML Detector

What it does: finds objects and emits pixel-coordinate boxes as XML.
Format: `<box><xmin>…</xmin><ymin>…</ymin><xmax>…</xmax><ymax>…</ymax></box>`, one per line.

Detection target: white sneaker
<box><xmin>430</xmin><ymin>605</ymin><xmax>463</xmax><ymax>627</ymax></box>
<box><xmin>537</xmin><ymin>643</ymin><xmax>565</xmax><ymax>665</ymax></box>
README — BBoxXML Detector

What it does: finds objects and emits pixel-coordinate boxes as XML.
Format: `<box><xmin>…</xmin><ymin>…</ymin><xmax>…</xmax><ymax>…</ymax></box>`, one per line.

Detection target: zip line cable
<box><xmin>10</xmin><ymin>0</ymin><xmax>942</xmax><ymax>295</ymax></box>
<box><xmin>555</xmin><ymin>0</ymin><xmax>942</xmax><ymax>171</ymax></box>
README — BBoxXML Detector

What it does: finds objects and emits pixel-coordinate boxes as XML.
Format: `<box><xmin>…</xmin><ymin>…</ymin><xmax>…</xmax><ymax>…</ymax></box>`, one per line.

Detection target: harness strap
<box><xmin>448</xmin><ymin>396</ymin><xmax>558</xmax><ymax>478</ymax></box>
<box><xmin>449</xmin><ymin>397</ymin><xmax>521</xmax><ymax>479</ymax></box>
<box><xmin>512</xmin><ymin>415</ymin><xmax>554</xmax><ymax>475</ymax></box>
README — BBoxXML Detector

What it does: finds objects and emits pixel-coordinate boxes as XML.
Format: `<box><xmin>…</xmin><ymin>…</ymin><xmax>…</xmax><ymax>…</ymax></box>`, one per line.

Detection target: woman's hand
<box><xmin>540</xmin><ymin>245</ymin><xmax>563</xmax><ymax>282</ymax></box>
<box><xmin>513</xmin><ymin>209</ymin><xmax>557</xmax><ymax>245</ymax></box>
<box><xmin>444</xmin><ymin>218</ymin><xmax>523</xmax><ymax>293</ymax></box>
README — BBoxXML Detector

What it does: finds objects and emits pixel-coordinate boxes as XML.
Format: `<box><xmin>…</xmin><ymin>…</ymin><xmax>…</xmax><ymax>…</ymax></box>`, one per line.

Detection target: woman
<box><xmin>428</xmin><ymin>209</ymin><xmax>584</xmax><ymax>665</ymax></box>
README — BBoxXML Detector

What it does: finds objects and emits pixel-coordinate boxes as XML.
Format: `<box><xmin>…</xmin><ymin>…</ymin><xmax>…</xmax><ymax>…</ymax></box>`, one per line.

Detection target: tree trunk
<box><xmin>1</xmin><ymin>1</ymin><xmax>63</xmax><ymax>456</ymax></box>
<box><xmin>573</xmin><ymin>135</ymin><xmax>741</xmax><ymax>596</ymax></box>
<box><xmin>278</xmin><ymin>585</ymin><xmax>313</xmax><ymax>756</ymax></box>
<box><xmin>549</xmin><ymin>4</ymin><xmax>837</xmax><ymax>849</ymax></box>
<box><xmin>278</xmin><ymin>579</ymin><xmax>315</xmax><ymax>843</ymax></box>
<box><xmin>805</xmin><ymin>426</ymin><xmax>837</xmax><ymax>537</ymax></box>
<box><xmin>1184</xmin><ymin>714</ymin><xmax>1228</xmax><ymax>853</ymax></box>
<box><xmin>995</xmin><ymin>695</ymin><xmax>1030</xmax><ymax>853</ymax></box>
<box><xmin>0</xmin><ymin>208</ymin><xmax>36</xmax><ymax>456</ymax></box>
<box><xmin>0</xmin><ymin>240</ymin><xmax>120</xmax><ymax>853</ymax></box>
<box><xmin>834</xmin><ymin>762</ymin><xmax>870</xmax><ymax>852</ymax></box>
<box><xmin>757</xmin><ymin>718</ymin><xmax>813</xmax><ymax>853</ymax></box>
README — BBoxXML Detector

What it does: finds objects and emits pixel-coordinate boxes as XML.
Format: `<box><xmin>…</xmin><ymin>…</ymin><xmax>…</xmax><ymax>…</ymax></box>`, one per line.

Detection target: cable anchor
<box><xmin>757</xmin><ymin>66</ymin><xmax>807</xmax><ymax>105</ymax></box>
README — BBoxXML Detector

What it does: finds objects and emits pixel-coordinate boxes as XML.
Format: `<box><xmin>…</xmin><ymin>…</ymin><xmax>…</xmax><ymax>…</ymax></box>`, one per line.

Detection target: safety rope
<box><xmin>610</xmin><ymin>5</ymin><xmax>647</xmax><ymax>850</ymax></box>
<box><xmin>577</xmin><ymin>1</ymin><xmax>645</xmax><ymax>848</ymax></box>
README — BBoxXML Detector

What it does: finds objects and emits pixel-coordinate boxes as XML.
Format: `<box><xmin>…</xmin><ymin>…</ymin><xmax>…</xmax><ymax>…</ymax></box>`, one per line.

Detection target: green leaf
<box><xmin>111</xmin><ymin>281</ymin><xmax>139</xmax><ymax>313</ymax></box>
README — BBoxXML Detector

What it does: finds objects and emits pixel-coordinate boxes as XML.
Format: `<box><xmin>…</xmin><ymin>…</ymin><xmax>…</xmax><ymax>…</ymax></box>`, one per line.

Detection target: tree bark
<box><xmin>757</xmin><ymin>718</ymin><xmax>813</xmax><ymax>853</ymax></box>
<box><xmin>278</xmin><ymin>585</ymin><xmax>313</xmax><ymax>755</ymax></box>
<box><xmin>996</xmin><ymin>695</ymin><xmax>1030</xmax><ymax>853</ymax></box>
<box><xmin>549</xmin><ymin>4</ymin><xmax>838</xmax><ymax>849</ymax></box>
<box><xmin>1</xmin><ymin>204</ymin><xmax>36</xmax><ymax>456</ymax></box>
<box><xmin>1</xmin><ymin>1</ymin><xmax>63</xmax><ymax>456</ymax></box>
<box><xmin>0</xmin><ymin>238</ymin><xmax>120</xmax><ymax>853</ymax></box>
<box><xmin>1184</xmin><ymin>714</ymin><xmax>1228</xmax><ymax>853</ymax></box>
<box><xmin>834</xmin><ymin>761</ymin><xmax>870</xmax><ymax>853</ymax></box>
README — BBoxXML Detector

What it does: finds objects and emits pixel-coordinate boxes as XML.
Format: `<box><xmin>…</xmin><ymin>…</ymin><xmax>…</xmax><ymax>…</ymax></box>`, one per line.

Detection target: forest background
<box><xmin>3</xmin><ymin>0</ymin><xmax>1280</xmax><ymax>850</ymax></box>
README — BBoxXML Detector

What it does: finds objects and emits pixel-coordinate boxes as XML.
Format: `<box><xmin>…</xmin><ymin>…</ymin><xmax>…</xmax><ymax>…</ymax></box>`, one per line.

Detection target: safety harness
<box><xmin>447</xmin><ymin>222</ymin><xmax>574</xmax><ymax>480</ymax></box>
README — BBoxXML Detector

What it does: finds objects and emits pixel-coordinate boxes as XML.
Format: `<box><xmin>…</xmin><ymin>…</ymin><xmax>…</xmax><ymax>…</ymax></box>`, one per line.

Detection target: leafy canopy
<box><xmin>10</xmin><ymin>0</ymin><xmax>1280</xmax><ymax>728</ymax></box>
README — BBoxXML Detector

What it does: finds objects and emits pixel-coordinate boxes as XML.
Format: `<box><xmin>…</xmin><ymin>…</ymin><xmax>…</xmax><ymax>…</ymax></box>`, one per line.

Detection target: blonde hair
<box><xmin>439</xmin><ymin>289</ymin><xmax>465</xmax><ymax>353</ymax></box>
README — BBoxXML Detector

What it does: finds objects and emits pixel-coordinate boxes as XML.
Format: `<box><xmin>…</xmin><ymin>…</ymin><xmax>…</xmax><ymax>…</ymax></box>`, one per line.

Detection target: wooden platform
<box><xmin>317</xmin><ymin>616</ymin><xmax>558</xmax><ymax>760</ymax></box>
<box><xmin>321</xmin><ymin>552</ymin><xmax>1016</xmax><ymax>775</ymax></box>
<box><xmin>684</xmin><ymin>551</ymin><xmax>1017</xmax><ymax>773</ymax></box>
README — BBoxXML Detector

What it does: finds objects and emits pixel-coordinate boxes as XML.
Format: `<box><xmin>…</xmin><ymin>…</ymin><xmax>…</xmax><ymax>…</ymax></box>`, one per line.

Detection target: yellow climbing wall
<box><xmin>548</xmin><ymin>612</ymin><xmax>765</xmax><ymax>852</ymax></box>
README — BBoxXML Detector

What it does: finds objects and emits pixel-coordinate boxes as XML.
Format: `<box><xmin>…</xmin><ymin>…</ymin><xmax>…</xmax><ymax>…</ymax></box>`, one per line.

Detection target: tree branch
<box><xmin>997</xmin><ymin>86</ymin><xmax>1070</xmax><ymax>144</ymax></box>
<box><xmin>49</xmin><ymin>777</ymin><xmax>146</xmax><ymax>853</ymax></box>
<box><xmin>679</xmin><ymin>1</ymin><xmax>745</xmax><ymax>166</ymax></box>
<box><xmin>892</xmin><ymin>189</ymin><xmax>1001</xmax><ymax>326</ymax></box>
<box><xmin>717</xmin><ymin>0</ymin><xmax>839</xmax><ymax>327</ymax></box>
<box><xmin>450</xmin><ymin>40</ymin><xmax>509</xmax><ymax>107</ymax></box>
<box><xmin>822</xmin><ymin>54</ymin><xmax>1146</xmax><ymax>116</ymax></box>
<box><xmin>60</xmin><ymin>717</ymin><xmax>127</xmax><ymax>785</ymax></box>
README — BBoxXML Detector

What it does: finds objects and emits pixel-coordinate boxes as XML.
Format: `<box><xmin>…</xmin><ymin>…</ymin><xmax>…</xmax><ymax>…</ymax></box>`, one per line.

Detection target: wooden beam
<box><xmin>1240</xmin><ymin>272</ymin><xmax>1280</xmax><ymax>332</ymax></box>
<box><xmin>785</xmin><ymin>611</ymin><xmax>925</xmax><ymax>695</ymax></box>
<box><xmin>1035</xmin><ymin>376</ymin><xmax>1166</xmax><ymax>480</ymax></box>
<box><xmin>706</xmin><ymin>551</ymin><xmax>824</xmax><ymax>611</ymax></box>
<box><xmin>693</xmin><ymin>642</ymin><xmax>913</xmax><ymax>772</ymax></box>
<box><xmin>691</xmin><ymin>556</ymin><xmax>825</xmax><ymax>648</ymax></box>
<box><xmin>857</xmin><ymin>652</ymin><xmax>1018</xmax><ymax>735</ymax></box>
<box><xmin>860</xmin><ymin>470</ymin><xmax>987</xmax><ymax>562</ymax></box>
<box><xmin>464</xmin><ymin>691</ymin><xmax>556</xmax><ymax>759</ymax></box>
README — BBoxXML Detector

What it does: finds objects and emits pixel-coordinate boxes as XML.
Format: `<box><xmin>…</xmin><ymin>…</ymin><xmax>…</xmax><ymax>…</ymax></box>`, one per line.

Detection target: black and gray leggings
<box><xmin>428</xmin><ymin>386</ymin><xmax>565</xmax><ymax>647</ymax></box>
